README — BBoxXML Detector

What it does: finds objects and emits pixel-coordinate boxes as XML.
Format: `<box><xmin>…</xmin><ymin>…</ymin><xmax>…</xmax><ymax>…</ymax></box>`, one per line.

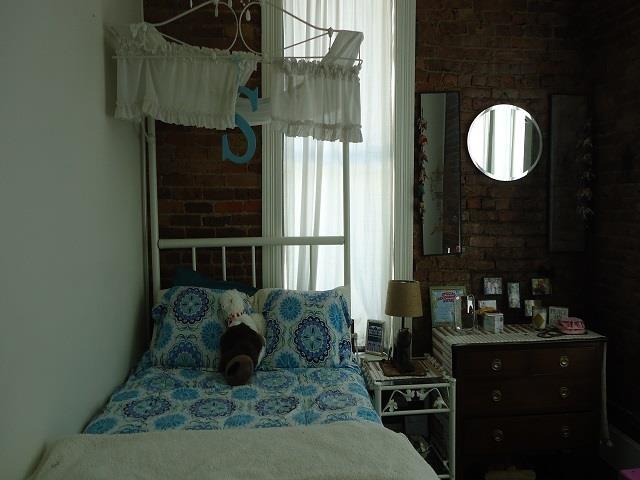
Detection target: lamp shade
<box><xmin>385</xmin><ymin>280</ymin><xmax>423</xmax><ymax>318</ymax></box>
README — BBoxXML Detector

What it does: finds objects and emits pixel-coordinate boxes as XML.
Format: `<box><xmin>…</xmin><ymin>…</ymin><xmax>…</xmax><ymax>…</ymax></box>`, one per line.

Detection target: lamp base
<box><xmin>393</xmin><ymin>327</ymin><xmax>414</xmax><ymax>373</ymax></box>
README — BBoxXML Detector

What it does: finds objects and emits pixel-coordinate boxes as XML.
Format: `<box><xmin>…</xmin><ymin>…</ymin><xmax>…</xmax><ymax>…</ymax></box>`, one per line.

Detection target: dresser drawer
<box><xmin>460</xmin><ymin>377</ymin><xmax>599</xmax><ymax>416</ymax></box>
<box><xmin>462</xmin><ymin>412</ymin><xmax>598</xmax><ymax>455</ymax></box>
<box><xmin>530</xmin><ymin>345</ymin><xmax>601</xmax><ymax>376</ymax></box>
<box><xmin>455</xmin><ymin>347</ymin><xmax>528</xmax><ymax>378</ymax></box>
<box><xmin>454</xmin><ymin>342</ymin><xmax>602</xmax><ymax>380</ymax></box>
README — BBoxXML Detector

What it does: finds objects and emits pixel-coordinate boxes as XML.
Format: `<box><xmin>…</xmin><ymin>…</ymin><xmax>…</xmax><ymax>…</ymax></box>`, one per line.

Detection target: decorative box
<box><xmin>482</xmin><ymin>312</ymin><xmax>504</xmax><ymax>333</ymax></box>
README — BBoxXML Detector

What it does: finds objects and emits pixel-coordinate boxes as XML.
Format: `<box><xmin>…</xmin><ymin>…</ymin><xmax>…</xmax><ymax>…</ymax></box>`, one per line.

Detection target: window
<box><xmin>264</xmin><ymin>0</ymin><xmax>416</xmax><ymax>344</ymax></box>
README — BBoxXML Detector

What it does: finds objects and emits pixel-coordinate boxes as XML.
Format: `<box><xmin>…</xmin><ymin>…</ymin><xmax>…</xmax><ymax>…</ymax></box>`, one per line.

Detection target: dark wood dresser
<box><xmin>433</xmin><ymin>325</ymin><xmax>606</xmax><ymax>479</ymax></box>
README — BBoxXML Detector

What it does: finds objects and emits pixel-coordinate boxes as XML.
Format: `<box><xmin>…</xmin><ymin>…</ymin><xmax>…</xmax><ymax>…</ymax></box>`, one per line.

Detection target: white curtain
<box><xmin>281</xmin><ymin>0</ymin><xmax>394</xmax><ymax>345</ymax></box>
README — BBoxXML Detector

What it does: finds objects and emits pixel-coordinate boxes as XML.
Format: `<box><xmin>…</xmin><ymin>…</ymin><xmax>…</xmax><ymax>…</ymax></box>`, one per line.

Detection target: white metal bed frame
<box><xmin>146</xmin><ymin>119</ymin><xmax>351</xmax><ymax>303</ymax></box>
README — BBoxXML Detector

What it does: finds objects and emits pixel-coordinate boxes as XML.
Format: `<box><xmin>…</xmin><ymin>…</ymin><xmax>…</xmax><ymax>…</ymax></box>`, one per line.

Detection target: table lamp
<box><xmin>385</xmin><ymin>280</ymin><xmax>423</xmax><ymax>373</ymax></box>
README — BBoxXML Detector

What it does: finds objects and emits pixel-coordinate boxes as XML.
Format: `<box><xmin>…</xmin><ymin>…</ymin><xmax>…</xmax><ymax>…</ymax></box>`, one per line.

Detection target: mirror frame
<box><xmin>415</xmin><ymin>91</ymin><xmax>462</xmax><ymax>256</ymax></box>
<box><xmin>467</xmin><ymin>104</ymin><xmax>543</xmax><ymax>182</ymax></box>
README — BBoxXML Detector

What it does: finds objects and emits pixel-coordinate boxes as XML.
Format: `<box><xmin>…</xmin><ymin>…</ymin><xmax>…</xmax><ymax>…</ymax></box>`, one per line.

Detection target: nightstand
<box><xmin>432</xmin><ymin>325</ymin><xmax>607</xmax><ymax>480</ymax></box>
<box><xmin>361</xmin><ymin>356</ymin><xmax>457</xmax><ymax>479</ymax></box>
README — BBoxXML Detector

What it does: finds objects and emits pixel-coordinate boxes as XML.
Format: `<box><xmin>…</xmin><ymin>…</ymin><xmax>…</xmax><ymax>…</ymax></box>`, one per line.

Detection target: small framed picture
<box><xmin>365</xmin><ymin>320</ymin><xmax>387</xmax><ymax>356</ymax></box>
<box><xmin>478</xmin><ymin>299</ymin><xmax>497</xmax><ymax>310</ymax></box>
<box><xmin>507</xmin><ymin>282</ymin><xmax>520</xmax><ymax>308</ymax></box>
<box><xmin>548</xmin><ymin>306</ymin><xmax>569</xmax><ymax>327</ymax></box>
<box><xmin>524</xmin><ymin>299</ymin><xmax>543</xmax><ymax>317</ymax></box>
<box><xmin>429</xmin><ymin>285</ymin><xmax>466</xmax><ymax>325</ymax></box>
<box><xmin>483</xmin><ymin>277</ymin><xmax>503</xmax><ymax>295</ymax></box>
<box><xmin>531</xmin><ymin>278</ymin><xmax>552</xmax><ymax>295</ymax></box>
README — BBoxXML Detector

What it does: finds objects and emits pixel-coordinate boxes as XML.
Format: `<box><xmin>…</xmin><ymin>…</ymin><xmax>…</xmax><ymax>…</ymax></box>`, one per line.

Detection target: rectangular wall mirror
<box><xmin>416</xmin><ymin>92</ymin><xmax>462</xmax><ymax>255</ymax></box>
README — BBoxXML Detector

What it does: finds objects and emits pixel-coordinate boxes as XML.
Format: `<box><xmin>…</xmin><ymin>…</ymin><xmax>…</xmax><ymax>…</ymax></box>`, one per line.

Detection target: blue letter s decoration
<box><xmin>222</xmin><ymin>87</ymin><xmax>258</xmax><ymax>164</ymax></box>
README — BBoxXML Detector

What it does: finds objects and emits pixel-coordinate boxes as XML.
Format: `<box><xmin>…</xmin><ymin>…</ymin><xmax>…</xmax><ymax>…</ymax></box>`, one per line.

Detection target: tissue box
<box><xmin>482</xmin><ymin>312</ymin><xmax>504</xmax><ymax>333</ymax></box>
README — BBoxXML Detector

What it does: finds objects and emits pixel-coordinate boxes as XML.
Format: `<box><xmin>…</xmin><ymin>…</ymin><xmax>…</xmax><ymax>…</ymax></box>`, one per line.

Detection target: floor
<box><xmin>466</xmin><ymin>454</ymin><xmax>618</xmax><ymax>480</ymax></box>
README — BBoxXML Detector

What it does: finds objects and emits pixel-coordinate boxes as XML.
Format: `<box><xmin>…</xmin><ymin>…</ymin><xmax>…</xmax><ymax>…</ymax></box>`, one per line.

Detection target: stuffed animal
<box><xmin>218</xmin><ymin>290</ymin><xmax>266</xmax><ymax>386</ymax></box>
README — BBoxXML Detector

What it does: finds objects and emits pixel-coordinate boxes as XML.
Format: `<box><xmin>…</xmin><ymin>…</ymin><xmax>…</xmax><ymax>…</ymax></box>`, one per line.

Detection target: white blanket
<box><xmin>29</xmin><ymin>422</ymin><xmax>438</xmax><ymax>480</ymax></box>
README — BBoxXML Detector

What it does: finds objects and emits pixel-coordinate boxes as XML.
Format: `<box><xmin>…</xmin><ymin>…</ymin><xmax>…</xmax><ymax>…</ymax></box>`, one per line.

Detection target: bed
<box><xmin>30</xmin><ymin>285</ymin><xmax>440</xmax><ymax>479</ymax></box>
<box><xmin>29</xmin><ymin>3</ymin><xmax>441</xmax><ymax>478</ymax></box>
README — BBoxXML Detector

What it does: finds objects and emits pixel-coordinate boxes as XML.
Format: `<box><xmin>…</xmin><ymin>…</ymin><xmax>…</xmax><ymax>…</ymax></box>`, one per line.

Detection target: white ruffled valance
<box><xmin>109</xmin><ymin>23</ymin><xmax>258</xmax><ymax>130</ymax></box>
<box><xmin>109</xmin><ymin>24</ymin><xmax>362</xmax><ymax>142</ymax></box>
<box><xmin>270</xmin><ymin>58</ymin><xmax>362</xmax><ymax>143</ymax></box>
<box><xmin>270</xmin><ymin>31</ymin><xmax>363</xmax><ymax>143</ymax></box>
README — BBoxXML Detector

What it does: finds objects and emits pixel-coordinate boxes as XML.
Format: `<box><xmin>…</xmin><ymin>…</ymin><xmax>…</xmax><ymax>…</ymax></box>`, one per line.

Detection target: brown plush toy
<box><xmin>219</xmin><ymin>323</ymin><xmax>264</xmax><ymax>386</ymax></box>
<box><xmin>218</xmin><ymin>289</ymin><xmax>266</xmax><ymax>386</ymax></box>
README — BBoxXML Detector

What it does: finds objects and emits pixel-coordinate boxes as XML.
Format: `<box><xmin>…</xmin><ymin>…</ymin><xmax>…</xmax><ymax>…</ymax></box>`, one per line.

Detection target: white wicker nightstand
<box><xmin>361</xmin><ymin>355</ymin><xmax>457</xmax><ymax>480</ymax></box>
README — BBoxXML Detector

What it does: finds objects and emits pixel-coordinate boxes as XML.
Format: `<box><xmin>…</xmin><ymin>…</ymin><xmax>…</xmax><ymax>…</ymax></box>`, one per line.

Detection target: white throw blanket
<box><xmin>29</xmin><ymin>422</ymin><xmax>438</xmax><ymax>480</ymax></box>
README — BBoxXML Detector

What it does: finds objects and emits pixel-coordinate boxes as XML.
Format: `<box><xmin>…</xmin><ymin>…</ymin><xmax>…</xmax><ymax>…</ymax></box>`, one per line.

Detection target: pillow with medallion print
<box><xmin>257</xmin><ymin>287</ymin><xmax>353</xmax><ymax>370</ymax></box>
<box><xmin>148</xmin><ymin>286</ymin><xmax>254</xmax><ymax>369</ymax></box>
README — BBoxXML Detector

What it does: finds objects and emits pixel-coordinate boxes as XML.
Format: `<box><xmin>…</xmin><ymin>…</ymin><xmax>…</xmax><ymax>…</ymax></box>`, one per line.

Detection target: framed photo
<box><xmin>365</xmin><ymin>320</ymin><xmax>386</xmax><ymax>356</ymax></box>
<box><xmin>531</xmin><ymin>278</ymin><xmax>552</xmax><ymax>295</ymax></box>
<box><xmin>507</xmin><ymin>282</ymin><xmax>520</xmax><ymax>308</ymax></box>
<box><xmin>483</xmin><ymin>277</ymin><xmax>503</xmax><ymax>295</ymax></box>
<box><xmin>478</xmin><ymin>299</ymin><xmax>497</xmax><ymax>310</ymax></box>
<box><xmin>548</xmin><ymin>306</ymin><xmax>569</xmax><ymax>327</ymax></box>
<box><xmin>430</xmin><ymin>285</ymin><xmax>466</xmax><ymax>325</ymax></box>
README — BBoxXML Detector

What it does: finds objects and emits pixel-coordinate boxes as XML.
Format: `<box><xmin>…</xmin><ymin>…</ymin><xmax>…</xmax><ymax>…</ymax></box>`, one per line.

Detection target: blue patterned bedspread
<box><xmin>85</xmin><ymin>365</ymin><xmax>381</xmax><ymax>434</ymax></box>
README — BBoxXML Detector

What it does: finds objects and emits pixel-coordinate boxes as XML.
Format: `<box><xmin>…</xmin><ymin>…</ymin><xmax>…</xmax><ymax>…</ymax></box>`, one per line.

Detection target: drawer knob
<box><xmin>492</xmin><ymin>429</ymin><xmax>504</xmax><ymax>442</ymax></box>
<box><xmin>560</xmin><ymin>425</ymin><xmax>571</xmax><ymax>439</ymax></box>
<box><xmin>491</xmin><ymin>389</ymin><xmax>503</xmax><ymax>402</ymax></box>
<box><xmin>491</xmin><ymin>358</ymin><xmax>503</xmax><ymax>372</ymax></box>
<box><xmin>559</xmin><ymin>386</ymin><xmax>570</xmax><ymax>399</ymax></box>
<box><xmin>559</xmin><ymin>355</ymin><xmax>570</xmax><ymax>368</ymax></box>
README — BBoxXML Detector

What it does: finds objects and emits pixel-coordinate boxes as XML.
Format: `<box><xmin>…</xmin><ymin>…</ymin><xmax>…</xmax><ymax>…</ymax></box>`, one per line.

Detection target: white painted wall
<box><xmin>0</xmin><ymin>1</ymin><xmax>144</xmax><ymax>478</ymax></box>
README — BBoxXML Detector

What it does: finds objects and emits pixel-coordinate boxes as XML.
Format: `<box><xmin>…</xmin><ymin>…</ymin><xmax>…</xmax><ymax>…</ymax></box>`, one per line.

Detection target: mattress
<box><xmin>85</xmin><ymin>364</ymin><xmax>380</xmax><ymax>434</ymax></box>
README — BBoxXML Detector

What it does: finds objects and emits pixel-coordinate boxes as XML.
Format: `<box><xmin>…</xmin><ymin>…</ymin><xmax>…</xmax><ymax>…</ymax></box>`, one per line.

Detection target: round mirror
<box><xmin>467</xmin><ymin>104</ymin><xmax>542</xmax><ymax>181</ymax></box>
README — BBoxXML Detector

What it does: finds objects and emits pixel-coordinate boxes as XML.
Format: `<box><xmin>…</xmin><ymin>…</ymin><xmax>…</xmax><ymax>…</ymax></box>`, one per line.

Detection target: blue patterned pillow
<box><xmin>258</xmin><ymin>287</ymin><xmax>353</xmax><ymax>370</ymax></box>
<box><xmin>148</xmin><ymin>286</ymin><xmax>253</xmax><ymax>369</ymax></box>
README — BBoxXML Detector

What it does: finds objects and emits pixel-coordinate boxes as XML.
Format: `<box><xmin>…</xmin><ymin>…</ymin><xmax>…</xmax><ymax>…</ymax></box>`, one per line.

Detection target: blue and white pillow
<box><xmin>148</xmin><ymin>286</ymin><xmax>253</xmax><ymax>370</ymax></box>
<box><xmin>258</xmin><ymin>287</ymin><xmax>353</xmax><ymax>370</ymax></box>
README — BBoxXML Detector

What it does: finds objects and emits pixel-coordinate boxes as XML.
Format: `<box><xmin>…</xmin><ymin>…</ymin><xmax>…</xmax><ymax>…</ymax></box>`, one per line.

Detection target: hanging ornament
<box><xmin>228</xmin><ymin>0</ymin><xmax>233</xmax><ymax>8</ymax></box>
<box><xmin>189</xmin><ymin>0</ymin><xmax>193</xmax><ymax>7</ymax></box>
<box><xmin>214</xmin><ymin>0</ymin><xmax>219</xmax><ymax>17</ymax></box>
<box><xmin>246</xmin><ymin>9</ymin><xmax>251</xmax><ymax>21</ymax></box>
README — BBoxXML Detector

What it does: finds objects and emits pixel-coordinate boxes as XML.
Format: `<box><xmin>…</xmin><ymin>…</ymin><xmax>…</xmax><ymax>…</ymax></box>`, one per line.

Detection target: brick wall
<box><xmin>144</xmin><ymin>1</ymin><xmax>262</xmax><ymax>287</ymax></box>
<box><xmin>412</xmin><ymin>0</ymin><xmax>594</xmax><ymax>355</ymax></box>
<box><xmin>589</xmin><ymin>0</ymin><xmax>640</xmax><ymax>441</ymax></box>
<box><xmin>143</xmin><ymin>4</ymin><xmax>640</xmax><ymax>439</ymax></box>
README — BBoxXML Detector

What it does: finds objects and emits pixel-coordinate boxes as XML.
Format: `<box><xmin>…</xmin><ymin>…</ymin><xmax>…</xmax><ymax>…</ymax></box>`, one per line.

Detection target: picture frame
<box><xmin>430</xmin><ymin>285</ymin><xmax>466</xmax><ymax>325</ymax></box>
<box><xmin>478</xmin><ymin>299</ymin><xmax>497</xmax><ymax>310</ymax></box>
<box><xmin>483</xmin><ymin>277</ymin><xmax>503</xmax><ymax>295</ymax></box>
<box><xmin>531</xmin><ymin>278</ymin><xmax>552</xmax><ymax>295</ymax></box>
<box><xmin>507</xmin><ymin>282</ymin><xmax>520</xmax><ymax>308</ymax></box>
<box><xmin>365</xmin><ymin>320</ymin><xmax>387</xmax><ymax>356</ymax></box>
<box><xmin>548</xmin><ymin>306</ymin><xmax>570</xmax><ymax>327</ymax></box>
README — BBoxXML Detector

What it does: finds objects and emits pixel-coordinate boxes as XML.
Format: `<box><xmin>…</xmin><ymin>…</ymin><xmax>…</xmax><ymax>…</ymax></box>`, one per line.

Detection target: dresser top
<box><xmin>433</xmin><ymin>324</ymin><xmax>606</xmax><ymax>348</ymax></box>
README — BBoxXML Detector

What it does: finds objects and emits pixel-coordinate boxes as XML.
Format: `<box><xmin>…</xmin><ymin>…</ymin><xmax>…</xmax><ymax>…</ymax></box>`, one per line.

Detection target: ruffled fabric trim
<box><xmin>271</xmin><ymin>118</ymin><xmax>363</xmax><ymax>143</ymax></box>
<box><xmin>110</xmin><ymin>22</ymin><xmax>259</xmax><ymax>64</ymax></box>
<box><xmin>273</xmin><ymin>58</ymin><xmax>361</xmax><ymax>79</ymax></box>
<box><xmin>116</xmin><ymin>100</ymin><xmax>235</xmax><ymax>131</ymax></box>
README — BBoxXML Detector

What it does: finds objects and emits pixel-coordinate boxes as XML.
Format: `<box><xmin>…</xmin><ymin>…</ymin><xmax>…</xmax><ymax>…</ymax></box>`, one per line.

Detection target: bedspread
<box><xmin>85</xmin><ymin>365</ymin><xmax>380</xmax><ymax>434</ymax></box>
<box><xmin>31</xmin><ymin>422</ymin><xmax>439</xmax><ymax>480</ymax></box>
